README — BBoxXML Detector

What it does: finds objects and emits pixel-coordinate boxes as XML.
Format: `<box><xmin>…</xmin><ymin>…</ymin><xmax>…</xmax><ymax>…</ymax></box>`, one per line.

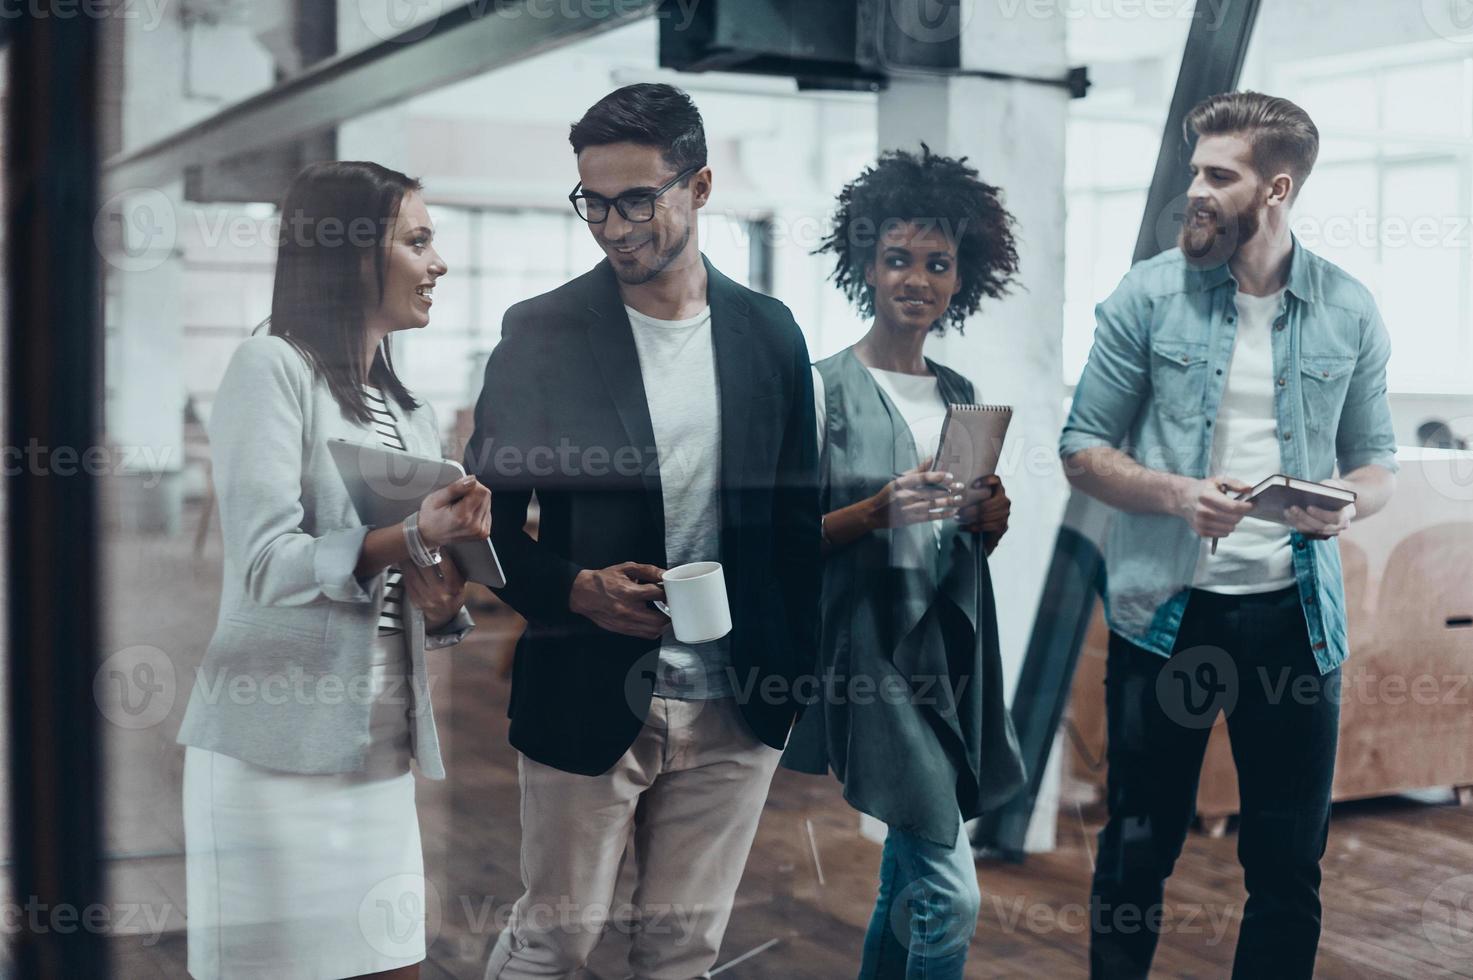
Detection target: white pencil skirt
<box><xmin>183</xmin><ymin>634</ymin><xmax>426</xmax><ymax>979</ymax></box>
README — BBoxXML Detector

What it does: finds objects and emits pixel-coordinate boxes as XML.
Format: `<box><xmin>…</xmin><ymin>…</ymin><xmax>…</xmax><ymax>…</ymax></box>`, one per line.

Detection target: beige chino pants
<box><xmin>483</xmin><ymin>696</ymin><xmax>782</xmax><ymax>980</ymax></box>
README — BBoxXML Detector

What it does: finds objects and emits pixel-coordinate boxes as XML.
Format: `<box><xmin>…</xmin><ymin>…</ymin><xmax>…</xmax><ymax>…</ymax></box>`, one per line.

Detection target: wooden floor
<box><xmin>94</xmin><ymin>527</ymin><xmax>1473</xmax><ymax>979</ymax></box>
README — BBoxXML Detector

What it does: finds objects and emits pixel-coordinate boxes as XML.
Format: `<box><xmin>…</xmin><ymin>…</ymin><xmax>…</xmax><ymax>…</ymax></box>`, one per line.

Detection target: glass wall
<box><xmin>1062</xmin><ymin>11</ymin><xmax>1193</xmax><ymax>385</ymax></box>
<box><xmin>94</xmin><ymin>7</ymin><xmax>881</xmax><ymax>974</ymax></box>
<box><xmin>1244</xmin><ymin>8</ymin><xmax>1473</xmax><ymax>399</ymax></box>
<box><xmin>70</xmin><ymin>2</ymin><xmax>1473</xmax><ymax>976</ymax></box>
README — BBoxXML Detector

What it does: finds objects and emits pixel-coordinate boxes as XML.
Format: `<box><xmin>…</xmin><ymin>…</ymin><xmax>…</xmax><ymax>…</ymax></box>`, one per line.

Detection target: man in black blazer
<box><xmin>468</xmin><ymin>84</ymin><xmax>820</xmax><ymax>980</ymax></box>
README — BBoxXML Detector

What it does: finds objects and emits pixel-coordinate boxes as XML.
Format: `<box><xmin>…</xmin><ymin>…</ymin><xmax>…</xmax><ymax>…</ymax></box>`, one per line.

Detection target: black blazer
<box><xmin>465</xmin><ymin>256</ymin><xmax>821</xmax><ymax>776</ymax></box>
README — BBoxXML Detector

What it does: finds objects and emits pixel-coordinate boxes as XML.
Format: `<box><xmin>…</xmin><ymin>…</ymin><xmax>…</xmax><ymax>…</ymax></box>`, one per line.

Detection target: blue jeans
<box><xmin>859</xmin><ymin>818</ymin><xmax>980</xmax><ymax>979</ymax></box>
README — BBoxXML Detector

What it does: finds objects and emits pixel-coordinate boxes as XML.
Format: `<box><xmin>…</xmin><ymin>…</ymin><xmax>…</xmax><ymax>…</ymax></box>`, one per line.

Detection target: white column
<box><xmin>102</xmin><ymin>183</ymin><xmax>187</xmax><ymax>535</ymax></box>
<box><xmin>875</xmin><ymin>2</ymin><xmax>1071</xmax><ymax>852</ymax></box>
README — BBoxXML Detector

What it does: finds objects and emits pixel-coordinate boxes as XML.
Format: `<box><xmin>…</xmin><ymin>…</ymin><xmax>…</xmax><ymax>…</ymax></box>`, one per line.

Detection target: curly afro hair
<box><xmin>817</xmin><ymin>144</ymin><xmax>1020</xmax><ymax>334</ymax></box>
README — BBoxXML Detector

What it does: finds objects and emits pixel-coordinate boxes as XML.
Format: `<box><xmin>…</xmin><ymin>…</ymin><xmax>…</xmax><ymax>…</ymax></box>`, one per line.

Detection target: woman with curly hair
<box><xmin>782</xmin><ymin>145</ymin><xmax>1029</xmax><ymax>979</ymax></box>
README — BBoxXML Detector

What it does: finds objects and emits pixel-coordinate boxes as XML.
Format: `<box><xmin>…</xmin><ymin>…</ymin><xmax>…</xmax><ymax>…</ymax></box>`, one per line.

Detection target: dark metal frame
<box><xmin>971</xmin><ymin>0</ymin><xmax>1263</xmax><ymax>859</ymax></box>
<box><xmin>6</xmin><ymin>13</ymin><xmax>107</xmax><ymax>979</ymax></box>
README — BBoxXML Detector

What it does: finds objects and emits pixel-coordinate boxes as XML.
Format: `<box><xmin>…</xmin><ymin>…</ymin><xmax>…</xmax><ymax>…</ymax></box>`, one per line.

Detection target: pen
<box><xmin>1209</xmin><ymin>480</ymin><xmax>1232</xmax><ymax>555</ymax></box>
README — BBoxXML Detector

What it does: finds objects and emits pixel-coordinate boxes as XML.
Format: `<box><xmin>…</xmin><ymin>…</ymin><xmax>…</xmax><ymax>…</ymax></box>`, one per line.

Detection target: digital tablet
<box><xmin>327</xmin><ymin>438</ymin><xmax>506</xmax><ymax>589</ymax></box>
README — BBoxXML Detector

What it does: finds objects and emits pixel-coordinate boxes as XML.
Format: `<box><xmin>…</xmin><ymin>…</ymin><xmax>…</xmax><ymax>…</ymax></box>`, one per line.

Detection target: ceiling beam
<box><xmin>103</xmin><ymin>0</ymin><xmax>658</xmax><ymax>195</ymax></box>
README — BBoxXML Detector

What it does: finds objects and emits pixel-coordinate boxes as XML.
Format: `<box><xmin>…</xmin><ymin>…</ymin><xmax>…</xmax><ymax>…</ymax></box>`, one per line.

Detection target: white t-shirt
<box><xmin>625</xmin><ymin>305</ymin><xmax>732</xmax><ymax>698</ymax></box>
<box><xmin>1192</xmin><ymin>287</ymin><xmax>1296</xmax><ymax>594</ymax></box>
<box><xmin>813</xmin><ymin>363</ymin><xmax>950</xmax><ymax>567</ymax></box>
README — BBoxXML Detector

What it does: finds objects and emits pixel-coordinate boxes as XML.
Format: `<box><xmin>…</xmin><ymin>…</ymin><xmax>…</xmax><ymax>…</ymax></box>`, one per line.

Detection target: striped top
<box><xmin>365</xmin><ymin>386</ymin><xmax>407</xmax><ymax>637</ymax></box>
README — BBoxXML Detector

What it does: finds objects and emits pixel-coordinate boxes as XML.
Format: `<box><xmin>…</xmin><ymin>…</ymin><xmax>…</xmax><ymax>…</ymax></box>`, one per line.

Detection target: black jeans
<box><xmin>1088</xmin><ymin>587</ymin><xmax>1340</xmax><ymax>980</ymax></box>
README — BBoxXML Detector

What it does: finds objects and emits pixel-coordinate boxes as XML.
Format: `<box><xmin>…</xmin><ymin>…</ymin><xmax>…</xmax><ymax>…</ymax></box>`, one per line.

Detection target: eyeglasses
<box><xmin>568</xmin><ymin>167</ymin><xmax>699</xmax><ymax>224</ymax></box>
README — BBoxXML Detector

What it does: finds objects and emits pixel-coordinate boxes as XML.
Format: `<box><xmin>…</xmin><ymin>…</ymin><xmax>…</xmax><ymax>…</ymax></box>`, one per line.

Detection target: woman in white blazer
<box><xmin>177</xmin><ymin>161</ymin><xmax>492</xmax><ymax>980</ymax></box>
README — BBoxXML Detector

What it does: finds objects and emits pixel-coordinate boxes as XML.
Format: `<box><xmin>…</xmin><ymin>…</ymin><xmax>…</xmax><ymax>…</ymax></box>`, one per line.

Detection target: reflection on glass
<box><xmin>1244</xmin><ymin>5</ymin><xmax>1473</xmax><ymax>396</ymax></box>
<box><xmin>1063</xmin><ymin>12</ymin><xmax>1193</xmax><ymax>385</ymax></box>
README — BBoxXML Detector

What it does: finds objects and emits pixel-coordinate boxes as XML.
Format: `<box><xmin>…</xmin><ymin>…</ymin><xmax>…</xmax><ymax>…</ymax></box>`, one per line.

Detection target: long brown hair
<box><xmin>268</xmin><ymin>160</ymin><xmax>421</xmax><ymax>425</ymax></box>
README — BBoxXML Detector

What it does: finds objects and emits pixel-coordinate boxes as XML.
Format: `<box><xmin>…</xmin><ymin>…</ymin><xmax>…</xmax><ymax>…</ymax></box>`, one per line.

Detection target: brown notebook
<box><xmin>931</xmin><ymin>403</ymin><xmax>1013</xmax><ymax>489</ymax></box>
<box><xmin>1235</xmin><ymin>474</ymin><xmax>1357</xmax><ymax>526</ymax></box>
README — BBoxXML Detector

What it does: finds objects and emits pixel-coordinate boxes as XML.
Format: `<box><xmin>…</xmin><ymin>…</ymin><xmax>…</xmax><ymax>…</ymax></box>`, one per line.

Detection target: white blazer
<box><xmin>176</xmin><ymin>336</ymin><xmax>473</xmax><ymax>778</ymax></box>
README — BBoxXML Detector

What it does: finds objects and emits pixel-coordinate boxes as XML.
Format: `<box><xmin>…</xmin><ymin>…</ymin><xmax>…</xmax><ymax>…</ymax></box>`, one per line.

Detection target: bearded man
<box><xmin>1059</xmin><ymin>91</ymin><xmax>1397</xmax><ymax>980</ymax></box>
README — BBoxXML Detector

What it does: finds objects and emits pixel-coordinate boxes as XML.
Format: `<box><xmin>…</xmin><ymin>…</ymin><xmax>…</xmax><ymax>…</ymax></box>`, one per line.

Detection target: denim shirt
<box><xmin>1059</xmin><ymin>239</ymin><xmax>1398</xmax><ymax>674</ymax></box>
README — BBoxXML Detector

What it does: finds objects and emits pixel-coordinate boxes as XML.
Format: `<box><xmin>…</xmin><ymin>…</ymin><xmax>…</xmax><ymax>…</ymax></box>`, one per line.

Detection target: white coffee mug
<box><xmin>653</xmin><ymin>561</ymin><xmax>732</xmax><ymax>644</ymax></box>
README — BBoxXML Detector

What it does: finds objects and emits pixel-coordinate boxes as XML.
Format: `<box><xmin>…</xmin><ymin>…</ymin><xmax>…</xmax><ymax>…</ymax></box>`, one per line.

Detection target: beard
<box><xmin>1178</xmin><ymin>198</ymin><xmax>1259</xmax><ymax>268</ymax></box>
<box><xmin>607</xmin><ymin>222</ymin><xmax>692</xmax><ymax>286</ymax></box>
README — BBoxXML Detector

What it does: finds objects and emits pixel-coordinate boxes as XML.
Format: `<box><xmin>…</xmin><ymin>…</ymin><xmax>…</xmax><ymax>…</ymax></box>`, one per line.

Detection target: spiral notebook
<box><xmin>932</xmin><ymin>403</ymin><xmax>1013</xmax><ymax>489</ymax></box>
